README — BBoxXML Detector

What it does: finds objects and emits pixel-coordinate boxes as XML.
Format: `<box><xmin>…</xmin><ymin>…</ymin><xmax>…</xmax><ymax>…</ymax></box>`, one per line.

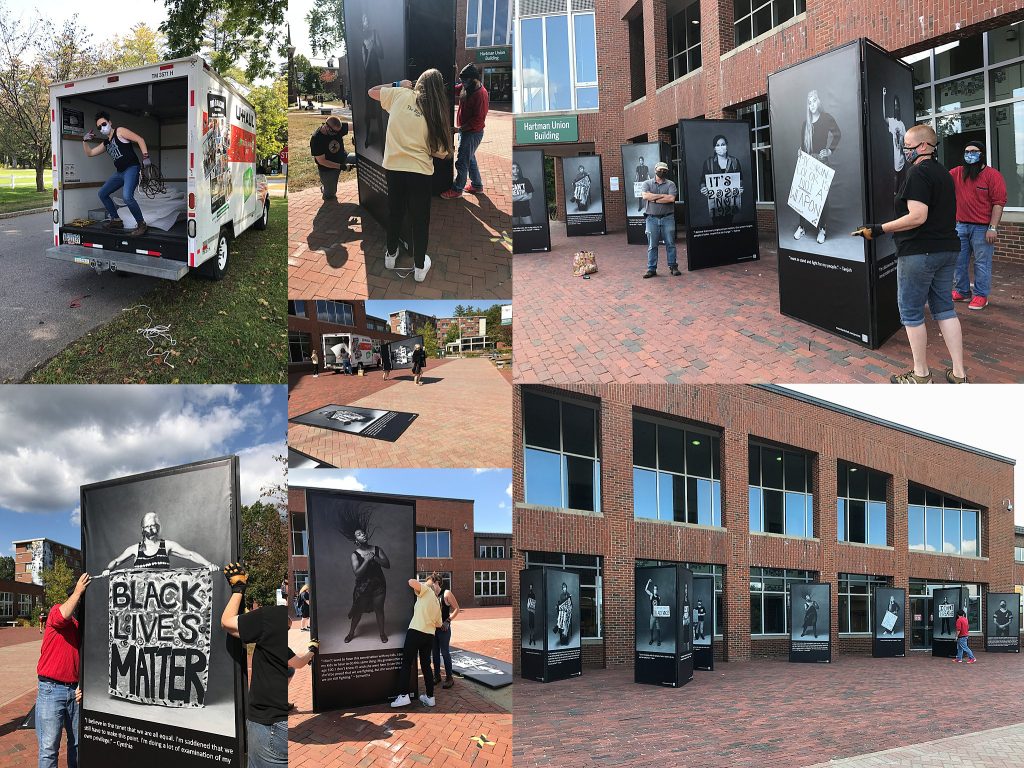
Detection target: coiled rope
<box><xmin>122</xmin><ymin>304</ymin><xmax>175</xmax><ymax>368</ymax></box>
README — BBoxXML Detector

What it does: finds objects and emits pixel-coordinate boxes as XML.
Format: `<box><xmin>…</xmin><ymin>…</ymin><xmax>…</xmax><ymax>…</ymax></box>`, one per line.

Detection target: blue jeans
<box><xmin>247</xmin><ymin>719</ymin><xmax>287</xmax><ymax>768</ymax></box>
<box><xmin>956</xmin><ymin>635</ymin><xmax>976</xmax><ymax>661</ymax></box>
<box><xmin>645</xmin><ymin>214</ymin><xmax>677</xmax><ymax>271</ymax></box>
<box><xmin>896</xmin><ymin>250</ymin><xmax>958</xmax><ymax>327</ymax></box>
<box><xmin>98</xmin><ymin>165</ymin><xmax>144</xmax><ymax>224</ymax></box>
<box><xmin>36</xmin><ymin>680</ymin><xmax>78</xmax><ymax>768</ymax></box>
<box><xmin>453</xmin><ymin>130</ymin><xmax>484</xmax><ymax>191</ymax></box>
<box><xmin>954</xmin><ymin>222</ymin><xmax>993</xmax><ymax>298</ymax></box>
<box><xmin>432</xmin><ymin>625</ymin><xmax>452</xmax><ymax>677</ymax></box>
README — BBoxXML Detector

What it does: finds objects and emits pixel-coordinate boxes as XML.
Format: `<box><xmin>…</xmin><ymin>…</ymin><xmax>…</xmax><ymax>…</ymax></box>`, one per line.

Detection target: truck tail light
<box><xmin>53</xmin><ymin>189</ymin><xmax>58</xmax><ymax>202</ymax></box>
<box><xmin>188</xmin><ymin>193</ymin><xmax>195</xmax><ymax>210</ymax></box>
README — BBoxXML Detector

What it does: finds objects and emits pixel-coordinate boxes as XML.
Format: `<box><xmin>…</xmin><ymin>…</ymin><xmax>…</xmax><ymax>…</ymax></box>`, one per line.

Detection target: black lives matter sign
<box><xmin>108</xmin><ymin>568</ymin><xmax>213</xmax><ymax>707</ymax></box>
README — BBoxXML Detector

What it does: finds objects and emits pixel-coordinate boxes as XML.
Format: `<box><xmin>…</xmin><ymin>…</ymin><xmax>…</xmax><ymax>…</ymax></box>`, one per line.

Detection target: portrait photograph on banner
<box><xmin>512</xmin><ymin>148</ymin><xmax>552</xmax><ymax>252</ymax></box>
<box><xmin>560</xmin><ymin>155</ymin><xmax>606</xmax><ymax>236</ymax></box>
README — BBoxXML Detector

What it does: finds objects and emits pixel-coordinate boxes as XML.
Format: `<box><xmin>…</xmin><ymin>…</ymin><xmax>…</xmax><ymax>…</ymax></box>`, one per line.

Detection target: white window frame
<box><xmin>474</xmin><ymin>570</ymin><xmax>507</xmax><ymax>597</ymax></box>
<box><xmin>0</xmin><ymin>592</ymin><xmax>11</xmax><ymax>618</ymax></box>
<box><xmin>479</xmin><ymin>545</ymin><xmax>506</xmax><ymax>558</ymax></box>
<box><xmin>416</xmin><ymin>527</ymin><xmax>452</xmax><ymax>559</ymax></box>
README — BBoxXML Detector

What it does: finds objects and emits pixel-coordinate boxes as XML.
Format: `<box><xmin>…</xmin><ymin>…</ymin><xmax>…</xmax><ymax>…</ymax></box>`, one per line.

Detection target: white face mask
<box><xmin>99</xmin><ymin>124</ymin><xmax>111</xmax><ymax>136</ymax></box>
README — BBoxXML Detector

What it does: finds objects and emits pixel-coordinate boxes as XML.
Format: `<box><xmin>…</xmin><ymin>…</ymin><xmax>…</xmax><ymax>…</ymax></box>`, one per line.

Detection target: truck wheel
<box><xmin>200</xmin><ymin>231</ymin><xmax>230</xmax><ymax>280</ymax></box>
<box><xmin>253</xmin><ymin>198</ymin><xmax>270</xmax><ymax>231</ymax></box>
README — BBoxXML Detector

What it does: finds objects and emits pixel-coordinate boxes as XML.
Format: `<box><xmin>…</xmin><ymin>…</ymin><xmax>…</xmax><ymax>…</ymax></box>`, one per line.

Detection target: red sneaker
<box><xmin>968</xmin><ymin>296</ymin><xmax>988</xmax><ymax>310</ymax></box>
<box><xmin>464</xmin><ymin>184</ymin><xmax>484</xmax><ymax>193</ymax></box>
<box><xmin>951</xmin><ymin>290</ymin><xmax>969</xmax><ymax>302</ymax></box>
<box><xmin>440</xmin><ymin>189</ymin><xmax>463</xmax><ymax>199</ymax></box>
<box><xmin>966</xmin><ymin>658</ymin><xmax>977</xmax><ymax>664</ymax></box>
<box><xmin>952</xmin><ymin>658</ymin><xmax>962</xmax><ymax>663</ymax></box>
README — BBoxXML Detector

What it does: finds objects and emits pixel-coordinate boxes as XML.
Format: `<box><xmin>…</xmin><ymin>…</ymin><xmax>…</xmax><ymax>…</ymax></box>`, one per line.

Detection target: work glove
<box><xmin>83</xmin><ymin>131</ymin><xmax>95</xmax><ymax>141</ymax></box>
<box><xmin>852</xmin><ymin>224</ymin><xmax>884</xmax><ymax>240</ymax></box>
<box><xmin>308</xmin><ymin>639</ymin><xmax>320</xmax><ymax>654</ymax></box>
<box><xmin>222</xmin><ymin>562</ymin><xmax>249</xmax><ymax>593</ymax></box>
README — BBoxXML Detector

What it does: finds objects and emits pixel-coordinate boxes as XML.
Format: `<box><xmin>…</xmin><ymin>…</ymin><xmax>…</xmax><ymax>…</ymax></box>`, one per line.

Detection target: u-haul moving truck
<box><xmin>46</xmin><ymin>56</ymin><xmax>270</xmax><ymax>280</ymax></box>
<box><xmin>322</xmin><ymin>334</ymin><xmax>382</xmax><ymax>371</ymax></box>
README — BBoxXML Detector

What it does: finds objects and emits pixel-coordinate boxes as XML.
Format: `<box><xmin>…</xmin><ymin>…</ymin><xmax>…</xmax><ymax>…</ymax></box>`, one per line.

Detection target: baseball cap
<box><xmin>655</xmin><ymin>162</ymin><xmax>669</xmax><ymax>172</ymax></box>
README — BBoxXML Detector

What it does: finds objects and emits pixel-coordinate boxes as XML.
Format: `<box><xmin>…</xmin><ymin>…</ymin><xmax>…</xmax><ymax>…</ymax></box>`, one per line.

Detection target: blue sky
<box><xmin>0</xmin><ymin>386</ymin><xmax>288</xmax><ymax>554</ymax></box>
<box><xmin>288</xmin><ymin>468</ymin><xmax>512</xmax><ymax>533</ymax></box>
<box><xmin>366</xmin><ymin>301</ymin><xmax>510</xmax><ymax>321</ymax></box>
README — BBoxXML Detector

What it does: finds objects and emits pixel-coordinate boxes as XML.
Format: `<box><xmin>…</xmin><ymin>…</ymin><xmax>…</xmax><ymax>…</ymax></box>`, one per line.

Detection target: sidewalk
<box><xmin>513</xmin><ymin>221</ymin><xmax>1024</xmax><ymax>383</ymax></box>
<box><xmin>0</xmin><ymin>634</ymin><xmax>46</xmax><ymax>768</ymax></box>
<box><xmin>288</xmin><ymin>607</ymin><xmax>511</xmax><ymax>768</ymax></box>
<box><xmin>288</xmin><ymin>357</ymin><xmax>512</xmax><ymax>468</ymax></box>
<box><xmin>288</xmin><ymin>113</ymin><xmax>512</xmax><ymax>300</ymax></box>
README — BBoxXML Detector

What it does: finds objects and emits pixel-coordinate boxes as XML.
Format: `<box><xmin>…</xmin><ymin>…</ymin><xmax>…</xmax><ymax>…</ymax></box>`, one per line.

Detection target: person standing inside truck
<box><xmin>82</xmin><ymin>111</ymin><xmax>150</xmax><ymax>237</ymax></box>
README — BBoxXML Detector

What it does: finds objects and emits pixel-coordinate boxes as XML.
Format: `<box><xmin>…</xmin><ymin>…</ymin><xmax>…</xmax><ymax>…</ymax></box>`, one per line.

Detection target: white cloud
<box><xmin>289</xmin><ymin>469</ymin><xmax>366</xmax><ymax>492</ymax></box>
<box><xmin>506</xmin><ymin>482</ymin><xmax>512</xmax><ymax>498</ymax></box>
<box><xmin>498</xmin><ymin>502</ymin><xmax>507</xmax><ymax>509</ymax></box>
<box><xmin>70</xmin><ymin>506</ymin><xmax>81</xmax><ymax>527</ymax></box>
<box><xmin>237</xmin><ymin>442</ymin><xmax>287</xmax><ymax>505</ymax></box>
<box><xmin>473</xmin><ymin>468</ymin><xmax>499</xmax><ymax>474</ymax></box>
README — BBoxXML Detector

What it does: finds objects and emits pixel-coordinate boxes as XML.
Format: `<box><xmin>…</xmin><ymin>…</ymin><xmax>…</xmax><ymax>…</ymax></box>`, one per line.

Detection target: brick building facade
<box><xmin>288</xmin><ymin>300</ymin><xmax>405</xmax><ymax>370</ymax></box>
<box><xmin>513</xmin><ymin>1</ymin><xmax>1024</xmax><ymax>264</ymax></box>
<box><xmin>457</xmin><ymin>0</ymin><xmax>513</xmax><ymax>103</ymax></box>
<box><xmin>288</xmin><ymin>487</ymin><xmax>512</xmax><ymax>617</ymax></box>
<box><xmin>436</xmin><ymin>316</ymin><xmax>487</xmax><ymax>340</ymax></box>
<box><xmin>389</xmin><ymin>309</ymin><xmax>437</xmax><ymax>337</ymax></box>
<box><xmin>12</xmin><ymin>538</ymin><xmax>83</xmax><ymax>586</ymax></box>
<box><xmin>0</xmin><ymin>579</ymin><xmax>45</xmax><ymax>624</ymax></box>
<box><xmin>512</xmin><ymin>384</ymin><xmax>1019</xmax><ymax>671</ymax></box>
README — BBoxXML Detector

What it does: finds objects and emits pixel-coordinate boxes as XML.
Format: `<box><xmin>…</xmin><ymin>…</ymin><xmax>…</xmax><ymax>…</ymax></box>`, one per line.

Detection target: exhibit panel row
<box><xmin>519</xmin><ymin>567</ymin><xmax>582</xmax><ymax>683</ymax></box>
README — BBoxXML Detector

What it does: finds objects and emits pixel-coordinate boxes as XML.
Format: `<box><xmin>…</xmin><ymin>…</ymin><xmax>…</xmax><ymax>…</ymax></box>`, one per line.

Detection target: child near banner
<box><xmin>954</xmin><ymin>609</ymin><xmax>977</xmax><ymax>663</ymax></box>
<box><xmin>391</xmin><ymin>574</ymin><xmax>444</xmax><ymax>708</ymax></box>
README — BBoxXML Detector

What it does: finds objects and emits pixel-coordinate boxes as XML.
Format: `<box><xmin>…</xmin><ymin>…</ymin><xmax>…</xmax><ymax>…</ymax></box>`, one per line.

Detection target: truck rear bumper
<box><xmin>45</xmin><ymin>245</ymin><xmax>189</xmax><ymax>280</ymax></box>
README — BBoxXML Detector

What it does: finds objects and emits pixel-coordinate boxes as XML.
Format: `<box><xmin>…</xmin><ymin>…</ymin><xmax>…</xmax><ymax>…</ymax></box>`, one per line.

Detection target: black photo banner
<box><xmin>985</xmin><ymin>592</ymin><xmax>1020</xmax><ymax>653</ymax></box>
<box><xmin>634</xmin><ymin>564</ymin><xmax>693</xmax><ymax>687</ymax></box>
<box><xmin>80</xmin><ymin>457</ymin><xmax>244</xmax><ymax>768</ymax></box>
<box><xmin>789</xmin><ymin>582</ymin><xmax>831</xmax><ymax>663</ymax></box>
<box><xmin>513</xmin><ymin>148</ymin><xmax>551</xmax><ymax>253</ymax></box>
<box><xmin>932</xmin><ymin>586</ymin><xmax>966</xmax><ymax>658</ymax></box>
<box><xmin>385</xmin><ymin>335</ymin><xmax>425</xmax><ymax>370</ymax></box>
<box><xmin>620</xmin><ymin>142</ymin><xmax>670</xmax><ymax>245</ymax></box>
<box><xmin>561</xmin><ymin>155</ymin><xmax>606</xmax><ymax>237</ymax></box>
<box><xmin>872</xmin><ymin>587</ymin><xmax>906</xmax><ymax>658</ymax></box>
<box><xmin>519</xmin><ymin>567</ymin><xmax>581</xmax><ymax>682</ymax></box>
<box><xmin>679</xmin><ymin>120</ymin><xmax>759</xmax><ymax>270</ymax></box>
<box><xmin>306</xmin><ymin>489</ymin><xmax>417</xmax><ymax>710</ymax></box>
<box><xmin>691</xmin><ymin>574</ymin><xmax>715</xmax><ymax>671</ymax></box>
<box><xmin>289</xmin><ymin>405</ymin><xmax>418</xmax><ymax>442</ymax></box>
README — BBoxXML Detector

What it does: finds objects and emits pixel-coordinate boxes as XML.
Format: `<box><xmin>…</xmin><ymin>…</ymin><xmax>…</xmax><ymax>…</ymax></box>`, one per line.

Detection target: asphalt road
<box><xmin>0</xmin><ymin>212</ymin><xmax>161</xmax><ymax>382</ymax></box>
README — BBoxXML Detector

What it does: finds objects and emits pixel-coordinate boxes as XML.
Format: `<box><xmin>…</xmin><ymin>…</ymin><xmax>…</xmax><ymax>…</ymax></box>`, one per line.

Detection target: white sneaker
<box><xmin>385</xmin><ymin>248</ymin><xmax>398</xmax><ymax>269</ymax></box>
<box><xmin>390</xmin><ymin>694</ymin><xmax>411</xmax><ymax>708</ymax></box>
<box><xmin>816</xmin><ymin>227</ymin><xmax>826</xmax><ymax>244</ymax></box>
<box><xmin>793</xmin><ymin>226</ymin><xmax>805</xmax><ymax>240</ymax></box>
<box><xmin>414</xmin><ymin>254</ymin><xmax>432</xmax><ymax>283</ymax></box>
<box><xmin>418</xmin><ymin>694</ymin><xmax>436</xmax><ymax>707</ymax></box>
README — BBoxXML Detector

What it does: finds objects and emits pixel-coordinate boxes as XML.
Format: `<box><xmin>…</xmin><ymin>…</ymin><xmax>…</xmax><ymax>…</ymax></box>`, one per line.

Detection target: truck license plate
<box><xmin>63</xmin><ymin>232</ymin><xmax>81</xmax><ymax>245</ymax></box>
<box><xmin>73</xmin><ymin>257</ymin><xmax>91</xmax><ymax>265</ymax></box>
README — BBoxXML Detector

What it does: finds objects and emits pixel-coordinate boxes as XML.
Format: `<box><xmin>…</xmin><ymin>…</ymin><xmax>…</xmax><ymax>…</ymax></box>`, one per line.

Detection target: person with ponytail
<box><xmin>369</xmin><ymin>70</ymin><xmax>455</xmax><ymax>283</ymax></box>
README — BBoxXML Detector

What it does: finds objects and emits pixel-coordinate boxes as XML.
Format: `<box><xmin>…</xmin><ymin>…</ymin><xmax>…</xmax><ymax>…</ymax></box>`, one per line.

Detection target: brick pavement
<box><xmin>288</xmin><ymin>608</ymin><xmax>511</xmax><ymax>768</ymax></box>
<box><xmin>513</xmin><ymin>222</ymin><xmax>1024</xmax><ymax>383</ymax></box>
<box><xmin>288</xmin><ymin>357</ymin><xmax>512</xmax><ymax>468</ymax></box>
<box><xmin>0</xmin><ymin>635</ymin><xmax>45</xmax><ymax>768</ymax></box>
<box><xmin>512</xmin><ymin>653</ymin><xmax>1024</xmax><ymax>768</ymax></box>
<box><xmin>288</xmin><ymin>112</ymin><xmax>512</xmax><ymax>300</ymax></box>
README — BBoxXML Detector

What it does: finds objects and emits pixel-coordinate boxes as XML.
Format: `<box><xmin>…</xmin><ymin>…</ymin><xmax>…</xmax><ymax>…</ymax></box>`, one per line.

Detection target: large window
<box><xmin>515</xmin><ymin>1</ymin><xmax>598</xmax><ymax>112</ymax></box>
<box><xmin>288</xmin><ymin>331</ymin><xmax>312</xmax><ymax>364</ymax></box>
<box><xmin>907</xmin><ymin>485</ymin><xmax>981</xmax><ymax>557</ymax></box>
<box><xmin>638</xmin><ymin>560</ymin><xmax>725</xmax><ymax>635</ymax></box>
<box><xmin>837</xmin><ymin>461</ymin><xmax>888</xmax><ymax>546</ymax></box>
<box><xmin>909</xmin><ymin>580</ymin><xmax>982</xmax><ymax>632</ymax></box>
<box><xmin>1015</xmin><ymin>546</ymin><xmax>1024</xmax><ymax>562</ymax></box>
<box><xmin>475</xmin><ymin>571</ymin><xmax>507</xmax><ymax>597</ymax></box>
<box><xmin>633</xmin><ymin>416</ymin><xmax>721</xmax><ymax>526</ymax></box>
<box><xmin>733</xmin><ymin>0</ymin><xmax>805</xmax><ymax>47</ymax></box>
<box><xmin>416</xmin><ymin>527</ymin><xmax>452</xmax><ymax>558</ymax></box>
<box><xmin>838</xmin><ymin>574</ymin><xmax>889</xmax><ymax>634</ymax></box>
<box><xmin>667</xmin><ymin>0</ymin><xmax>701</xmax><ymax>82</ymax></box>
<box><xmin>316</xmin><ymin>300</ymin><xmax>354</xmax><ymax>326</ymax></box>
<box><xmin>750</xmin><ymin>567</ymin><xmax>814</xmax><ymax>635</ymax></box>
<box><xmin>479</xmin><ymin>545</ymin><xmax>506</xmax><ymax>559</ymax></box>
<box><xmin>748</xmin><ymin>443</ymin><xmax>814</xmax><ymax>538</ymax></box>
<box><xmin>736</xmin><ymin>101</ymin><xmax>773</xmax><ymax>203</ymax></box>
<box><xmin>467</xmin><ymin>0</ymin><xmax>511</xmax><ymax>49</ymax></box>
<box><xmin>292</xmin><ymin>571</ymin><xmax>309</xmax><ymax>600</ymax></box>
<box><xmin>523</xmin><ymin>391</ymin><xmax>600</xmax><ymax>512</ymax></box>
<box><xmin>291</xmin><ymin>513</ymin><xmax>308</xmax><ymax>557</ymax></box>
<box><xmin>287</xmin><ymin>300</ymin><xmax>306</xmax><ymax>317</ymax></box>
<box><xmin>0</xmin><ymin>592</ymin><xmax>12</xmax><ymax>618</ymax></box>
<box><xmin>525</xmin><ymin>551</ymin><xmax>602</xmax><ymax>638</ymax></box>
<box><xmin>18</xmin><ymin>594</ymin><xmax>32</xmax><ymax>617</ymax></box>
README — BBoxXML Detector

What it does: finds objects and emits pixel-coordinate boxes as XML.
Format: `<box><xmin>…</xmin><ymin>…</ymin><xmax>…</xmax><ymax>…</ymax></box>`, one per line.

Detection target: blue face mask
<box><xmin>964</xmin><ymin>151</ymin><xmax>981</xmax><ymax>164</ymax></box>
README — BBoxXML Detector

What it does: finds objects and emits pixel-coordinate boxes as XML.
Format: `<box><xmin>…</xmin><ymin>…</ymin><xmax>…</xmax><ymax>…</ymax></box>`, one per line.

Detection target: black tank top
<box><xmin>438</xmin><ymin>590</ymin><xmax>451</xmax><ymax>623</ymax></box>
<box><xmin>104</xmin><ymin>129</ymin><xmax>141</xmax><ymax>172</ymax></box>
<box><xmin>134</xmin><ymin>539</ymin><xmax>171</xmax><ymax>569</ymax></box>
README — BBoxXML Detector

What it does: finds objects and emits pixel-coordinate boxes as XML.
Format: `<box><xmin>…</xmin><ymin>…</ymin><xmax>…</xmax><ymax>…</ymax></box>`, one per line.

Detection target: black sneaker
<box><xmin>643</xmin><ymin>269</ymin><xmax>657</xmax><ymax>279</ymax></box>
<box><xmin>669</xmin><ymin>266</ymin><xmax>682</xmax><ymax>276</ymax></box>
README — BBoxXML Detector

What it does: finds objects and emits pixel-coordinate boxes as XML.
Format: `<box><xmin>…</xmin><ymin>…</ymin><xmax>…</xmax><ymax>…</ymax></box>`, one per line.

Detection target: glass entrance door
<box><xmin>910</xmin><ymin>595</ymin><xmax>932</xmax><ymax>649</ymax></box>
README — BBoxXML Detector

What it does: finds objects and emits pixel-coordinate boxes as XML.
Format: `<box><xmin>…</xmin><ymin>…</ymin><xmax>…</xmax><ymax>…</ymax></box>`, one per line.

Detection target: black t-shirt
<box><xmin>310</xmin><ymin>127</ymin><xmax>347</xmax><ymax>165</ymax></box>
<box><xmin>237</xmin><ymin>605</ymin><xmax>289</xmax><ymax>725</ymax></box>
<box><xmin>513</xmin><ymin>177</ymin><xmax>533</xmax><ymax>217</ymax></box>
<box><xmin>894</xmin><ymin>157</ymin><xmax>960</xmax><ymax>257</ymax></box>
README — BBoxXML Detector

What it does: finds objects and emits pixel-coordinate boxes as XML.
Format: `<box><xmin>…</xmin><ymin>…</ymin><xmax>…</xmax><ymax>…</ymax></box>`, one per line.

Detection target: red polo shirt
<box><xmin>950</xmin><ymin>165</ymin><xmax>1007</xmax><ymax>225</ymax></box>
<box><xmin>36</xmin><ymin>605</ymin><xmax>81</xmax><ymax>684</ymax></box>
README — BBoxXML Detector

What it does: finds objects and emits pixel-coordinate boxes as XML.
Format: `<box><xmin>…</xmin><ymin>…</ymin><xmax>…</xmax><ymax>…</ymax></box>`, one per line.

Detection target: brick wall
<box><xmin>511</xmin><ymin>384</ymin><xmax>1016</xmax><ymax>672</ymax></box>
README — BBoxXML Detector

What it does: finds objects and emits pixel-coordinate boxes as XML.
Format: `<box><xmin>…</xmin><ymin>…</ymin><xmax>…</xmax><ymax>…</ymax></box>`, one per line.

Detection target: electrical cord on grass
<box><xmin>122</xmin><ymin>304</ymin><xmax>175</xmax><ymax>368</ymax></box>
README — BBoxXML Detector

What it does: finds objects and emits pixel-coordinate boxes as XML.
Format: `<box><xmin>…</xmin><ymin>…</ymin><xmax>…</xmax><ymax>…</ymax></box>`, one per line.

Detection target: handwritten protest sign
<box><xmin>787</xmin><ymin>150</ymin><xmax>835</xmax><ymax>228</ymax></box>
<box><xmin>108</xmin><ymin>568</ymin><xmax>212</xmax><ymax>708</ymax></box>
<box><xmin>704</xmin><ymin>172</ymin><xmax>741</xmax><ymax>219</ymax></box>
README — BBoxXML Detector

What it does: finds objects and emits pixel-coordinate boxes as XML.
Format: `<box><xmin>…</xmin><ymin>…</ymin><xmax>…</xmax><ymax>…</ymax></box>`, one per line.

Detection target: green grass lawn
<box><xmin>0</xmin><ymin>187</ymin><xmax>52</xmax><ymax>215</ymax></box>
<box><xmin>287</xmin><ymin>111</ymin><xmax>357</xmax><ymax>193</ymax></box>
<box><xmin>27</xmin><ymin>201</ymin><xmax>288</xmax><ymax>384</ymax></box>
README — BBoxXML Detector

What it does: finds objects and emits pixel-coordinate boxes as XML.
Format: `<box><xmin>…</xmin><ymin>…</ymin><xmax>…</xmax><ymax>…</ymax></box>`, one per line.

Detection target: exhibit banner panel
<box><xmin>561</xmin><ymin>155</ymin><xmax>606</xmax><ymax>237</ymax></box>
<box><xmin>635</xmin><ymin>565</ymin><xmax>677</xmax><ymax>686</ymax></box>
<box><xmin>789</xmin><ymin>582</ymin><xmax>831</xmax><ymax>663</ymax></box>
<box><xmin>679</xmin><ymin>120</ymin><xmax>759</xmax><ymax>269</ymax></box>
<box><xmin>519</xmin><ymin>567</ymin><xmax>546</xmax><ymax>681</ymax></box>
<box><xmin>692</xmin><ymin>574</ymin><xmax>715</xmax><ymax>671</ymax></box>
<box><xmin>519</xmin><ymin>567</ymin><xmax>581</xmax><ymax>682</ymax></box>
<box><xmin>306</xmin><ymin>489</ymin><xmax>417</xmax><ymax>710</ymax></box>
<box><xmin>385</xmin><ymin>335</ymin><xmax>425</xmax><ymax>369</ymax></box>
<box><xmin>344</xmin><ymin>0</ymin><xmax>455</xmax><ymax>224</ymax></box>
<box><xmin>512</xmin><ymin>148</ymin><xmax>552</xmax><ymax>253</ymax></box>
<box><xmin>932</xmin><ymin>586</ymin><xmax>966</xmax><ymax>657</ymax></box>
<box><xmin>621</xmin><ymin>142</ymin><xmax>670</xmax><ymax>245</ymax></box>
<box><xmin>985</xmin><ymin>592</ymin><xmax>1020</xmax><ymax>653</ymax></box>
<box><xmin>676</xmin><ymin>567</ymin><xmax>694</xmax><ymax>685</ymax></box>
<box><xmin>80</xmin><ymin>457</ymin><xmax>245</xmax><ymax>768</ymax></box>
<box><xmin>872</xmin><ymin>587</ymin><xmax>906</xmax><ymax>658</ymax></box>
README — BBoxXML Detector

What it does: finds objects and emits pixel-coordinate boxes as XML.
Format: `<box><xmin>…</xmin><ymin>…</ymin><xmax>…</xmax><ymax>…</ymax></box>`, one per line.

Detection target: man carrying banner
<box><xmin>36</xmin><ymin>572</ymin><xmax>90</xmax><ymax>768</ymax></box>
<box><xmin>101</xmin><ymin>512</ymin><xmax>220</xmax><ymax>574</ymax></box>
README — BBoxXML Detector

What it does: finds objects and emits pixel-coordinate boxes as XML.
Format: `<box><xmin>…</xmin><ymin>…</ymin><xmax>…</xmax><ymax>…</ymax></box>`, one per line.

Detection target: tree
<box><xmin>247</xmin><ymin>76</ymin><xmax>288</xmax><ymax>160</ymax></box>
<box><xmin>306</xmin><ymin>0</ymin><xmax>345</xmax><ymax>58</ymax></box>
<box><xmin>418</xmin><ymin>322</ymin><xmax>439</xmax><ymax>358</ymax></box>
<box><xmin>98</xmin><ymin>23</ymin><xmax>167</xmax><ymax>72</ymax></box>
<box><xmin>240</xmin><ymin>500</ymin><xmax>288</xmax><ymax>609</ymax></box>
<box><xmin>453</xmin><ymin>304</ymin><xmax>469</xmax><ymax>317</ymax></box>
<box><xmin>40</xmin><ymin>557</ymin><xmax>75</xmax><ymax>615</ymax></box>
<box><xmin>0</xmin><ymin>556</ymin><xmax>13</xmax><ymax>581</ymax></box>
<box><xmin>301</xmin><ymin>67</ymin><xmax>324</xmax><ymax>97</ymax></box>
<box><xmin>161</xmin><ymin>0</ymin><xmax>288</xmax><ymax>82</ymax></box>
<box><xmin>443</xmin><ymin>322</ymin><xmax>460</xmax><ymax>347</ymax></box>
